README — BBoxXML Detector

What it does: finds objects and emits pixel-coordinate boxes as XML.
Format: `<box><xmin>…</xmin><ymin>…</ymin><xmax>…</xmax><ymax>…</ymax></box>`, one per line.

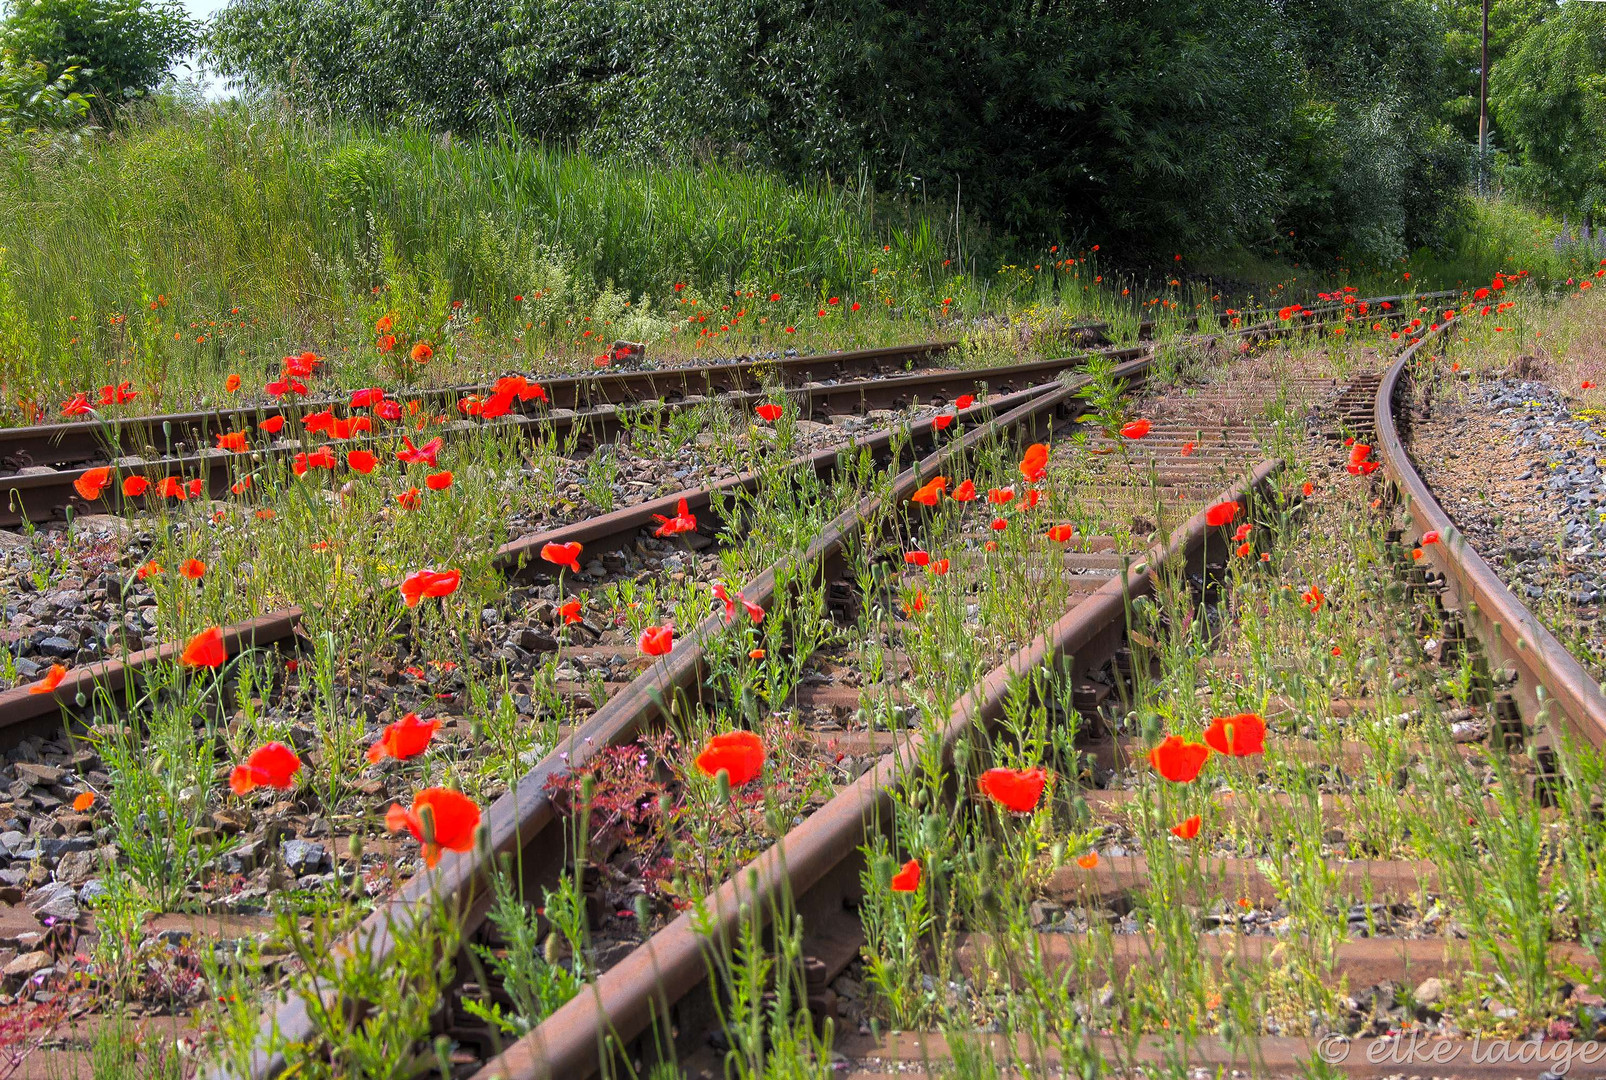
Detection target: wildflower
<box><xmin>425</xmin><ymin>471</ymin><xmax>453</xmax><ymax>491</ymax></box>
<box><xmin>367</xmin><ymin>713</ymin><xmax>443</xmax><ymax>763</ymax></box>
<box><xmin>229</xmin><ymin>742</ymin><xmax>302</xmax><ymax>794</ymax></box>
<box><xmin>1587</xmin><ymin>382</ymin><xmax>1597</xmax><ymax>391</ymax></box>
<box><xmin>386</xmin><ymin>788</ymin><xmax>481</xmax><ymax>868</ymax></box>
<box><xmin>559</xmin><ymin>599</ymin><xmax>582</xmax><ymax>624</ymax></box>
<box><xmin>397</xmin><ymin>437</ymin><xmax>443</xmax><ymax>466</ymax></box>
<box><xmin>755</xmin><ymin>403</ymin><xmax>784</xmax><ymax>422</ymax></box>
<box><xmin>955</xmin><ymin>394</ymin><xmax>975</xmax><ymax>410</ymax></box>
<box><xmin>292</xmin><ymin>448</ymin><xmax>337</xmax><ymax>476</ymax></box>
<box><xmin>1148</xmin><ymin>735</ymin><xmax>1209</xmax><ymax>783</ymax></box>
<box><xmin>951</xmin><ymin>479</ymin><xmax>977</xmax><ymax>502</ymax></box>
<box><xmin>1170</xmin><ymin>815</ymin><xmax>1202</xmax><ymax>840</ymax></box>
<box><xmin>904</xmin><ymin>550</ymin><xmax>931</xmax><ymax>567</ymax></box>
<box><xmin>400</xmin><ymin>569</ymin><xmax>462</xmax><ymax>608</ymax></box>
<box><xmin>903</xmin><ymin>590</ymin><xmax>927</xmax><ymax>616</ymax></box>
<box><xmin>987</xmin><ymin>487</ymin><xmax>1015</xmax><ymax>506</ymax></box>
<box><xmin>180</xmin><ymin>626</ymin><xmax>228</xmax><ymax>668</ymax></box>
<box><xmin>225</xmin><ymin>374</ymin><xmax>241</xmax><ymax>393</ymax></box>
<box><xmin>978</xmin><ymin>766</ymin><xmax>1047</xmax><ymax>813</ymax></box>
<box><xmin>653</xmin><ymin>498</ymin><xmax>697</xmax><ymax>537</ymax></box>
<box><xmin>1422</xmin><ymin>530</ymin><xmax>1440</xmax><ymax>545</ymax></box>
<box><xmin>1203</xmin><ymin>713</ymin><xmax>1266</xmax><ymax>756</ymax></box>
<box><xmin>159</xmin><ymin>477</ymin><xmax>187</xmax><ymax>500</ymax></box>
<box><xmin>376</xmin><ymin>335</ymin><xmax>397</xmax><ymax>353</ymax></box>
<box><xmin>1205</xmin><ymin>501</ymin><xmax>1241</xmax><ymax>527</ymax></box>
<box><xmin>122</xmin><ymin>476</ymin><xmax>151</xmax><ymax>497</ymax></box>
<box><xmin>411</xmin><ymin>341</ymin><xmax>434</xmax><ymax>363</ymax></box>
<box><xmin>890</xmin><ymin>859</ymin><xmax>921</xmax><ymax>892</ymax></box>
<box><xmin>639</xmin><ymin>624</ymin><xmax>674</xmax><ymax>656</ymax></box>
<box><xmin>255</xmin><ymin>509</ymin><xmax>275</xmax><ymax>520</ymax></box>
<box><xmin>1120</xmin><ymin>419</ymin><xmax>1152</xmax><ymax>439</ymax></box>
<box><xmin>60</xmin><ymin>393</ymin><xmax>93</xmax><ymax>417</ymax></box>
<box><xmin>1302</xmin><ymin>481</ymin><xmax>1313</xmax><ymax>497</ymax></box>
<box><xmin>932</xmin><ymin>414</ymin><xmax>954</xmax><ymax>430</ymax></box>
<box><xmin>216</xmin><ymin>431</ymin><xmax>248</xmax><ymax>453</ymax></box>
<box><xmin>1047</xmin><ymin>524</ymin><xmax>1075</xmax><ymax>543</ymax></box>
<box><xmin>1020</xmin><ymin>443</ymin><xmax>1049</xmax><ymax>482</ymax></box>
<box><xmin>1236</xmin><ymin>542</ymin><xmax>1251</xmax><ymax>557</ymax></box>
<box><xmin>265</xmin><ymin>377</ymin><xmax>307</xmax><ymax>398</ymax></box>
<box><xmin>73</xmin><ymin>467</ymin><xmax>112</xmax><ymax>501</ymax></box>
<box><xmin>98</xmin><ymin>382</ymin><xmax>136</xmax><ymax>405</ymax></box>
<box><xmin>541</xmin><ymin>542</ymin><xmax>583</xmax><ymax>573</ymax></box>
<box><xmin>1181</xmin><ymin>441</ymin><xmax>1195</xmax><ymax>456</ymax></box>
<box><xmin>136</xmin><ymin>560</ymin><xmax>163</xmax><ymax>581</ymax></box>
<box><xmin>397</xmin><ymin>487</ymin><xmax>421</xmax><ymax>510</ymax></box>
<box><xmin>260</xmin><ymin>416</ymin><xmax>286</xmax><ymax>435</ymax></box>
<box><xmin>72</xmin><ymin>792</ymin><xmax>94</xmax><ymax>812</ymax></box>
<box><xmin>180</xmin><ymin>559</ymin><xmax>206</xmax><ymax>580</ymax></box>
<box><xmin>910</xmin><ymin>476</ymin><xmax>948</xmax><ymax>506</ymax></box>
<box><xmin>351</xmin><ymin>387</ymin><xmax>386</xmax><ymax>408</ymax></box>
<box><xmin>1233</xmin><ymin>524</ymin><xmax>1252</xmax><ymax>542</ymax></box>
<box><xmin>695</xmin><ymin>730</ymin><xmax>765</xmax><ymax>787</ymax></box>
<box><xmin>1302</xmin><ymin>586</ymin><xmax>1324</xmax><ymax>612</ymax></box>
<box><xmin>929</xmin><ymin>559</ymin><xmax>949</xmax><ymax>575</ymax></box>
<box><xmin>28</xmin><ymin>664</ymin><xmax>67</xmax><ymax>695</ymax></box>
<box><xmin>347</xmin><ymin>450</ymin><xmax>378</xmax><ymax>474</ymax></box>
<box><xmin>187</xmin><ymin>478</ymin><xmax>204</xmax><ymax>498</ymax></box>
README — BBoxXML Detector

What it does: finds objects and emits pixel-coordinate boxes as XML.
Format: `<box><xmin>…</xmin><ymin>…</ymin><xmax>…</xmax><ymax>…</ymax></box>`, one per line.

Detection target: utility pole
<box><xmin>1479</xmin><ymin>0</ymin><xmax>1491</xmax><ymax>195</ymax></box>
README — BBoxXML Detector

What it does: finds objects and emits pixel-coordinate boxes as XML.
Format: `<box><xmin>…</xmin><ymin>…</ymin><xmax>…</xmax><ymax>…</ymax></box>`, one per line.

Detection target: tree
<box><xmin>1491</xmin><ymin>2</ymin><xmax>1606</xmax><ymax>223</ymax></box>
<box><xmin>1</xmin><ymin>0</ymin><xmax>197</xmax><ymax>118</ymax></box>
<box><xmin>1436</xmin><ymin>0</ymin><xmax>1555</xmax><ymax>145</ymax></box>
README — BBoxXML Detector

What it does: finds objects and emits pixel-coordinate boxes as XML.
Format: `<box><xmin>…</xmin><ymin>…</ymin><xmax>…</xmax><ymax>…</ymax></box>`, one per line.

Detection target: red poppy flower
<box><xmin>214</xmin><ymin>431</ymin><xmax>247</xmax><ymax>453</ymax></box>
<box><xmin>367</xmin><ymin>713</ymin><xmax>443</xmax><ymax>763</ymax></box>
<box><xmin>653</xmin><ymin>498</ymin><xmax>697</xmax><ymax>537</ymax></box>
<box><xmin>265</xmin><ymin>377</ymin><xmax>307</xmax><ymax>398</ymax></box>
<box><xmin>1076</xmin><ymin>852</ymin><xmax>1100</xmax><ymax>869</ymax></box>
<box><xmin>639</xmin><ymin>624</ymin><xmax>674</xmax><ymax>656</ymax></box>
<box><xmin>1205</xmin><ymin>501</ymin><xmax>1241</xmax><ymax>527</ymax></box>
<box><xmin>347</xmin><ymin>450</ymin><xmax>378</xmax><ymax>474</ymax></box>
<box><xmin>181</xmin><ymin>626</ymin><xmax>228</xmax><ymax>668</ymax></box>
<box><xmin>136</xmin><ymin>560</ymin><xmax>163</xmax><ymax>580</ymax></box>
<box><xmin>910</xmin><ymin>476</ymin><xmax>948</xmax><ymax>506</ymax></box>
<box><xmin>225</xmin><ymin>374</ymin><xmax>242</xmax><ymax>393</ymax></box>
<box><xmin>159</xmin><ymin>477</ymin><xmax>187</xmax><ymax>500</ymax></box>
<box><xmin>187</xmin><ymin>478</ymin><xmax>204</xmax><ymax>497</ymax></box>
<box><xmin>1422</xmin><ymin>530</ymin><xmax>1440</xmax><ymax>545</ymax></box>
<box><xmin>1301</xmin><ymin>481</ymin><xmax>1314</xmax><ymax>497</ymax></box>
<box><xmin>410</xmin><ymin>341</ymin><xmax>434</xmax><ymax>363</ymax></box>
<box><xmin>559</xmin><ymin>599</ymin><xmax>582</xmax><ymax>624</ymax></box>
<box><xmin>903</xmin><ymin>590</ymin><xmax>927</xmax><ymax>615</ymax></box>
<box><xmin>229</xmin><ymin>742</ymin><xmax>302</xmax><ymax>795</ymax></box>
<box><xmin>978</xmin><ymin>766</ymin><xmax>1047</xmax><ymax>813</ymax></box>
<box><xmin>1120</xmin><ymin>419</ymin><xmax>1152</xmax><ymax>439</ymax></box>
<box><xmin>122</xmin><ymin>476</ymin><xmax>151</xmax><ymax>497</ymax></box>
<box><xmin>376</xmin><ymin>334</ymin><xmax>397</xmax><ymax>353</ymax></box>
<box><xmin>1203</xmin><ymin>713</ymin><xmax>1266</xmax><ymax>757</ymax></box>
<box><xmin>890</xmin><ymin>859</ymin><xmax>921</xmax><ymax>892</ymax></box>
<box><xmin>1235</xmin><ymin>542</ymin><xmax>1251</xmax><ymax>557</ymax></box>
<box><xmin>955</xmin><ymin>394</ymin><xmax>975</xmax><ymax>410</ymax></box>
<box><xmin>1020</xmin><ymin>444</ymin><xmax>1049</xmax><ymax>482</ymax></box>
<box><xmin>541</xmin><ymin>542</ymin><xmax>583</xmax><ymax>573</ymax></box>
<box><xmin>397</xmin><ymin>487</ymin><xmax>421</xmax><ymax>510</ymax></box>
<box><xmin>951</xmin><ymin>479</ymin><xmax>977</xmax><ymax>502</ymax></box>
<box><xmin>386</xmin><ymin>788</ymin><xmax>481</xmax><ymax>868</ymax></box>
<box><xmin>60</xmin><ymin>393</ymin><xmax>92</xmax><ymax>417</ymax></box>
<box><xmin>425</xmin><ymin>471</ymin><xmax>453</xmax><ymax>491</ymax></box>
<box><xmin>397</xmin><ymin>436</ymin><xmax>443</xmax><ymax>466</ymax></box>
<box><xmin>1180</xmin><ymin>441</ymin><xmax>1195</xmax><ymax>457</ymax></box>
<box><xmin>929</xmin><ymin>559</ymin><xmax>949</xmax><ymax>575</ymax></box>
<box><xmin>1047</xmin><ymin>524</ymin><xmax>1075</xmax><ymax>543</ymax></box>
<box><xmin>904</xmin><ymin>550</ymin><xmax>931</xmax><ymax>567</ymax></box>
<box><xmin>180</xmin><ymin>558</ymin><xmax>206</xmax><ymax>580</ymax></box>
<box><xmin>754</xmin><ymin>403</ymin><xmax>784</xmax><ymax>423</ymax></box>
<box><xmin>400</xmin><ymin>569</ymin><xmax>462</xmax><ymax>608</ymax></box>
<box><xmin>73</xmin><ymin>467</ymin><xmax>112</xmax><ymax>501</ymax></box>
<box><xmin>28</xmin><ymin>664</ymin><xmax>67</xmax><ymax>695</ymax></box>
<box><xmin>695</xmin><ymin>730</ymin><xmax>765</xmax><ymax>787</ymax></box>
<box><xmin>1148</xmin><ymin>735</ymin><xmax>1210</xmax><ymax>783</ymax></box>
<box><xmin>987</xmin><ymin>487</ymin><xmax>1015</xmax><ymax>505</ymax></box>
<box><xmin>293</xmin><ymin>448</ymin><xmax>337</xmax><ymax>476</ymax></box>
<box><xmin>990</xmin><ymin>517</ymin><xmax>1008</xmax><ymax>532</ymax></box>
<box><xmin>303</xmin><ymin>410</ymin><xmax>335</xmax><ymax>434</ymax></box>
<box><xmin>1170</xmin><ymin>815</ymin><xmax>1202</xmax><ymax>839</ymax></box>
<box><xmin>932</xmin><ymin>414</ymin><xmax>954</xmax><ymax>430</ymax></box>
<box><xmin>1302</xmin><ymin>585</ymin><xmax>1324</xmax><ymax>612</ymax></box>
<box><xmin>260</xmin><ymin>416</ymin><xmax>286</xmax><ymax>435</ymax></box>
<box><xmin>1232</xmin><ymin>524</ymin><xmax>1253</xmax><ymax>542</ymax></box>
<box><xmin>350</xmin><ymin>387</ymin><xmax>386</xmax><ymax>409</ymax></box>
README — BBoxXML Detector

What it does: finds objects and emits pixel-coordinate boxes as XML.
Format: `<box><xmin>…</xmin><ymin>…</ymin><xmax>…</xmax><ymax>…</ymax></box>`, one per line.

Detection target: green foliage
<box><xmin>1436</xmin><ymin>0</ymin><xmax>1555</xmax><ymax>144</ymax></box>
<box><xmin>1</xmin><ymin>0</ymin><xmax>197</xmax><ymax>114</ymax></box>
<box><xmin>208</xmin><ymin>0</ymin><xmax>1467</xmax><ymax>262</ymax></box>
<box><xmin>1491</xmin><ymin>2</ymin><xmax>1606</xmax><ymax>221</ymax></box>
<box><xmin>0</xmin><ymin>54</ymin><xmax>90</xmax><ymax>135</ymax></box>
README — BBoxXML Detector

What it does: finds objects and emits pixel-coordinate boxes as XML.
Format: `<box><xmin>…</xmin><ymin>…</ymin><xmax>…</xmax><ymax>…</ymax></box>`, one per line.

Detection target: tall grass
<box><xmin>0</xmin><ymin>100</ymin><xmax>974</xmax><ymax>402</ymax></box>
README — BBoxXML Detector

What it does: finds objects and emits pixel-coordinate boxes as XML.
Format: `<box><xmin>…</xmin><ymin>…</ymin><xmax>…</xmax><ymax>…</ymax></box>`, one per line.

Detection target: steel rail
<box><xmin>1374</xmin><ymin>318</ymin><xmax>1606</xmax><ymax>745</ymax></box>
<box><xmin>468</xmin><ymin>461</ymin><xmax>1284</xmax><ymax>1080</ymax></box>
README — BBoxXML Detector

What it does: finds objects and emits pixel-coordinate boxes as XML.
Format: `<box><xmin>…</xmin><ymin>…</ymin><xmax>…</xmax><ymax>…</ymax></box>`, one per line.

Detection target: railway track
<box><xmin>0</xmin><ymin>292</ymin><xmax>1484</xmax><ymax>1077</ymax></box>
<box><xmin>0</xmin><ymin>296</ymin><xmax>1449</xmax><ymax>530</ymax></box>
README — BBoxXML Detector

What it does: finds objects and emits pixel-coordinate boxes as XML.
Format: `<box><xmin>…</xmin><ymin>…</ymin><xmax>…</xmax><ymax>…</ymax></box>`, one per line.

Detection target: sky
<box><xmin>176</xmin><ymin>0</ymin><xmax>233</xmax><ymax>97</ymax></box>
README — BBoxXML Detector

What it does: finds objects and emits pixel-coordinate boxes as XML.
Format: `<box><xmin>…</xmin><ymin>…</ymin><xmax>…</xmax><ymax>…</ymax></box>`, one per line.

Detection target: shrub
<box><xmin>1</xmin><ymin>0</ymin><xmax>197</xmax><ymax>116</ymax></box>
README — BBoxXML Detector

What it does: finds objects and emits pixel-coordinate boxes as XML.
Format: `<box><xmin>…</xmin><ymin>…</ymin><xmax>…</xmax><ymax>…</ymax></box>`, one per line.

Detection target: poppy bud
<box><xmin>872</xmin><ymin>854</ymin><xmax>894</xmax><ymax>889</ymax></box>
<box><xmin>1140</xmin><ymin>713</ymin><xmax>1161</xmax><ymax>741</ymax></box>
<box><xmin>978</xmin><ymin>844</ymin><xmax>995</xmax><ymax>877</ymax></box>
<box><xmin>1072</xmin><ymin>795</ymin><xmax>1089</xmax><ymax>822</ymax></box>
<box><xmin>634</xmin><ymin>894</ymin><xmax>651</xmax><ymax>928</ymax></box>
<box><xmin>922</xmin><ymin>813</ymin><xmax>944</xmax><ymax>847</ymax></box>
<box><xmin>1051</xmin><ymin>841</ymin><xmax>1066</xmax><ymax>866</ymax></box>
<box><xmin>715</xmin><ymin>768</ymin><xmax>732</xmax><ymax>804</ymax></box>
<box><xmin>952</xmin><ymin>740</ymin><xmax>970</xmax><ymax>770</ymax></box>
<box><xmin>910</xmin><ymin>785</ymin><xmax>926</xmax><ymax>809</ymax></box>
<box><xmin>544</xmin><ymin>933</ymin><xmax>563</xmax><ymax>966</ymax></box>
<box><xmin>349</xmin><ymin>833</ymin><xmax>363</xmax><ymax>861</ymax></box>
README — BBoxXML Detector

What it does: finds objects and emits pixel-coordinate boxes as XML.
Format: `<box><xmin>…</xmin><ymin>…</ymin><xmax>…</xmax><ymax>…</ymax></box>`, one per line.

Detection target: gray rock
<box><xmin>14</xmin><ymin>763</ymin><xmax>64</xmax><ymax>788</ymax></box>
<box><xmin>35</xmin><ymin>637</ymin><xmax>76</xmax><ymax>659</ymax></box>
<box><xmin>281</xmin><ymin>839</ymin><xmax>328</xmax><ymax>875</ymax></box>
<box><xmin>25</xmin><ymin>881</ymin><xmax>79</xmax><ymax>922</ymax></box>
<box><xmin>1414</xmin><ymin>976</ymin><xmax>1443</xmax><ymax>1006</ymax></box>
